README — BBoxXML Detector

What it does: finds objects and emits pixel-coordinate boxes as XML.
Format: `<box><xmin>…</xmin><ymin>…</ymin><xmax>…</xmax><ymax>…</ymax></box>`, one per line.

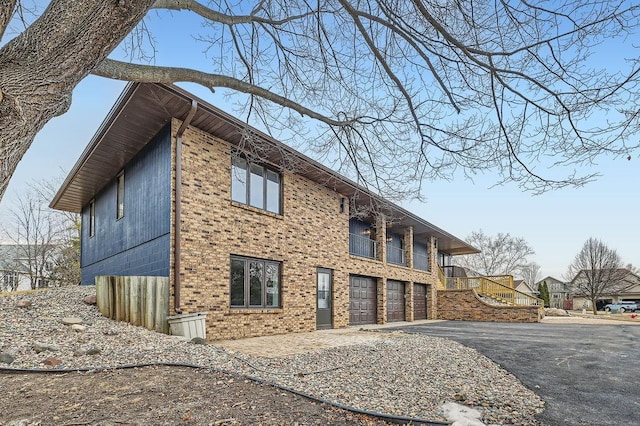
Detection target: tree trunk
<box><xmin>591</xmin><ymin>298</ymin><xmax>598</xmax><ymax>315</ymax></box>
<box><xmin>0</xmin><ymin>0</ymin><xmax>155</xmax><ymax>201</ymax></box>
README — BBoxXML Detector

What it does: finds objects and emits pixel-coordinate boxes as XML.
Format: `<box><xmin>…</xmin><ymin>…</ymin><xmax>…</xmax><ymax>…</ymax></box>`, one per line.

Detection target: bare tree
<box><xmin>566</xmin><ymin>237</ymin><xmax>635</xmax><ymax>315</ymax></box>
<box><xmin>519</xmin><ymin>262</ymin><xmax>542</xmax><ymax>289</ymax></box>
<box><xmin>3</xmin><ymin>177</ymin><xmax>80</xmax><ymax>288</ymax></box>
<box><xmin>2</xmin><ymin>1</ymin><xmax>640</xmax><ymax>204</ymax></box>
<box><xmin>453</xmin><ymin>230</ymin><xmax>534</xmax><ymax>276</ymax></box>
<box><xmin>32</xmin><ymin>175</ymin><xmax>81</xmax><ymax>286</ymax></box>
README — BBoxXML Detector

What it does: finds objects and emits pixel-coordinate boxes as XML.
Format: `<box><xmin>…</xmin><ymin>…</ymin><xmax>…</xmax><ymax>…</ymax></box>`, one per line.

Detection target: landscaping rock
<box><xmin>86</xmin><ymin>347</ymin><xmax>101</xmax><ymax>355</ymax></box>
<box><xmin>0</xmin><ymin>352</ymin><xmax>15</xmax><ymax>364</ymax></box>
<box><xmin>32</xmin><ymin>343</ymin><xmax>60</xmax><ymax>353</ymax></box>
<box><xmin>454</xmin><ymin>392</ymin><xmax>467</xmax><ymax>401</ymax></box>
<box><xmin>0</xmin><ymin>285</ymin><xmax>545</xmax><ymax>425</ymax></box>
<box><xmin>61</xmin><ymin>317</ymin><xmax>83</xmax><ymax>325</ymax></box>
<box><xmin>70</xmin><ymin>324</ymin><xmax>86</xmax><ymax>332</ymax></box>
<box><xmin>16</xmin><ymin>300</ymin><xmax>31</xmax><ymax>308</ymax></box>
<box><xmin>191</xmin><ymin>337</ymin><xmax>207</xmax><ymax>345</ymax></box>
<box><xmin>83</xmin><ymin>295</ymin><xmax>97</xmax><ymax>305</ymax></box>
<box><xmin>545</xmin><ymin>308</ymin><xmax>570</xmax><ymax>317</ymax></box>
<box><xmin>43</xmin><ymin>357</ymin><xmax>62</xmax><ymax>367</ymax></box>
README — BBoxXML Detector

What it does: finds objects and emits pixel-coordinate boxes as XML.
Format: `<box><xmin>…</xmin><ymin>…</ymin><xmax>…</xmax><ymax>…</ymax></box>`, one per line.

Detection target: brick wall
<box><xmin>171</xmin><ymin>121</ymin><xmax>444</xmax><ymax>340</ymax></box>
<box><xmin>437</xmin><ymin>289</ymin><xmax>542</xmax><ymax>323</ymax></box>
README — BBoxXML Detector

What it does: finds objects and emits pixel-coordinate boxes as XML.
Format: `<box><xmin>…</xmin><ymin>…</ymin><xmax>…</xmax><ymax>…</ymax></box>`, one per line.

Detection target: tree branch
<box><xmin>0</xmin><ymin>0</ymin><xmax>16</xmax><ymax>43</ymax></box>
<box><xmin>152</xmin><ymin>0</ymin><xmax>324</xmax><ymax>26</ymax></box>
<box><xmin>92</xmin><ymin>58</ymin><xmax>357</xmax><ymax>127</ymax></box>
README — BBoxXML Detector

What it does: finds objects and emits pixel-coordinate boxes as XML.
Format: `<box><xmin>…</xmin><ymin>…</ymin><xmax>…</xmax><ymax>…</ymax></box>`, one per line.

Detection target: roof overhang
<box><xmin>50</xmin><ymin>82</ymin><xmax>478</xmax><ymax>256</ymax></box>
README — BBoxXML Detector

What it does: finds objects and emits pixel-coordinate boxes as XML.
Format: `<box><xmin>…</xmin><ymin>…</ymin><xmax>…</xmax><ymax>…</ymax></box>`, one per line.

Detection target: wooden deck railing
<box><xmin>444</xmin><ymin>275</ymin><xmax>542</xmax><ymax>306</ymax></box>
<box><xmin>437</xmin><ymin>266</ymin><xmax>446</xmax><ymax>290</ymax></box>
<box><xmin>484</xmin><ymin>274</ymin><xmax>514</xmax><ymax>288</ymax></box>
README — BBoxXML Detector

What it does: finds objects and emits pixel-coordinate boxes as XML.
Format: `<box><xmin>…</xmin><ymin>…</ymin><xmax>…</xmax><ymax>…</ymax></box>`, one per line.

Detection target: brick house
<box><xmin>51</xmin><ymin>83</ymin><xmax>540</xmax><ymax>340</ymax></box>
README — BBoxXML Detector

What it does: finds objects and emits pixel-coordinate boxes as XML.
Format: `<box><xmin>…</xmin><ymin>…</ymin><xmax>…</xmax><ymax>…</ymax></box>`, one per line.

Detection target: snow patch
<box><xmin>440</xmin><ymin>401</ymin><xmax>485</xmax><ymax>426</ymax></box>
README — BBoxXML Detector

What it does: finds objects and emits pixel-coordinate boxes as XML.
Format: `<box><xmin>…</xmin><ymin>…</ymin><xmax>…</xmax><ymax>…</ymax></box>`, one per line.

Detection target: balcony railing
<box><xmin>349</xmin><ymin>233</ymin><xmax>378</xmax><ymax>259</ymax></box>
<box><xmin>484</xmin><ymin>274</ymin><xmax>514</xmax><ymax>288</ymax></box>
<box><xmin>386</xmin><ymin>244</ymin><xmax>406</xmax><ymax>266</ymax></box>
<box><xmin>413</xmin><ymin>253</ymin><xmax>429</xmax><ymax>271</ymax></box>
<box><xmin>438</xmin><ymin>266</ymin><xmax>446</xmax><ymax>289</ymax></box>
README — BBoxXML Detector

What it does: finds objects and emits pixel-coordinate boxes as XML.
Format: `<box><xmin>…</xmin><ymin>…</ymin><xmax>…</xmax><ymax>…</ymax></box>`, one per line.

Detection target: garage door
<box><xmin>350</xmin><ymin>276</ymin><xmax>377</xmax><ymax>325</ymax></box>
<box><xmin>387</xmin><ymin>280</ymin><xmax>405</xmax><ymax>322</ymax></box>
<box><xmin>413</xmin><ymin>284</ymin><xmax>427</xmax><ymax>320</ymax></box>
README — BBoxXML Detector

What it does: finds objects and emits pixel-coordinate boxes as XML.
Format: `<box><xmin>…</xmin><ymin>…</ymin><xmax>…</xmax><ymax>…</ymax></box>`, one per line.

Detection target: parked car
<box><xmin>604</xmin><ymin>301</ymin><xmax>638</xmax><ymax>312</ymax></box>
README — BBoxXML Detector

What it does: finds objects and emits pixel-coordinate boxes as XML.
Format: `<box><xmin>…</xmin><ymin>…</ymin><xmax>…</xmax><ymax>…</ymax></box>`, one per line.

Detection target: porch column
<box><xmin>378</xmin><ymin>276</ymin><xmax>387</xmax><ymax>324</ymax></box>
<box><xmin>404</xmin><ymin>226</ymin><xmax>414</xmax><ymax>269</ymax></box>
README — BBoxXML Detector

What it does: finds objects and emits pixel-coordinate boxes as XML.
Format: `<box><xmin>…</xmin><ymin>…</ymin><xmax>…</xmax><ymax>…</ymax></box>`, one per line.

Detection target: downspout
<box><xmin>174</xmin><ymin>100</ymin><xmax>198</xmax><ymax>314</ymax></box>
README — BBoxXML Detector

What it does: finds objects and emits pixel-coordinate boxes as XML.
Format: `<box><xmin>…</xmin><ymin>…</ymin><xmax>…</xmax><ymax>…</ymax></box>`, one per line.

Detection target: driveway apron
<box><xmin>387</xmin><ymin>321</ymin><xmax>640</xmax><ymax>426</ymax></box>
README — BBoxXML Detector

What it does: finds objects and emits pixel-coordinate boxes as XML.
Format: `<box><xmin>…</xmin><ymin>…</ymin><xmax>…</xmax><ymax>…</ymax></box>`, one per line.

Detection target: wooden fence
<box><xmin>95</xmin><ymin>276</ymin><xmax>169</xmax><ymax>334</ymax></box>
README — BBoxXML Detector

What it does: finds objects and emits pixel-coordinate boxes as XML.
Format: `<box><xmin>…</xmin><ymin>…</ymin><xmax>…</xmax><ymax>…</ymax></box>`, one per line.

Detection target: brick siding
<box><xmin>437</xmin><ymin>289</ymin><xmax>542</xmax><ymax>323</ymax></box>
<box><xmin>170</xmin><ymin>121</ymin><xmax>443</xmax><ymax>340</ymax></box>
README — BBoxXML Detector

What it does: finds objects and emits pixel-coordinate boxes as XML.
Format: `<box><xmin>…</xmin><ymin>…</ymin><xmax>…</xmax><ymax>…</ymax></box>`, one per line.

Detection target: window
<box><xmin>89</xmin><ymin>200</ymin><xmax>95</xmax><ymax>237</ymax></box>
<box><xmin>231</xmin><ymin>156</ymin><xmax>281</xmax><ymax>214</ymax></box>
<box><xmin>230</xmin><ymin>256</ymin><xmax>281</xmax><ymax>308</ymax></box>
<box><xmin>3</xmin><ymin>271</ymin><xmax>17</xmax><ymax>286</ymax></box>
<box><xmin>116</xmin><ymin>172</ymin><xmax>125</xmax><ymax>219</ymax></box>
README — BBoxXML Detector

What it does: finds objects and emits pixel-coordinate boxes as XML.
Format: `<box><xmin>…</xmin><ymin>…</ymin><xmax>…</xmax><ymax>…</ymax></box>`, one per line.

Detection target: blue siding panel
<box><xmin>80</xmin><ymin>126</ymin><xmax>171</xmax><ymax>284</ymax></box>
<box><xmin>81</xmin><ymin>235</ymin><xmax>170</xmax><ymax>283</ymax></box>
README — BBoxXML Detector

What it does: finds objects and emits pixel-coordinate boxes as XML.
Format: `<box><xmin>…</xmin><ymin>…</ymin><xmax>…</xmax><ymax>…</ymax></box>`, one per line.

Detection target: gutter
<box><xmin>173</xmin><ymin>100</ymin><xmax>198</xmax><ymax>314</ymax></box>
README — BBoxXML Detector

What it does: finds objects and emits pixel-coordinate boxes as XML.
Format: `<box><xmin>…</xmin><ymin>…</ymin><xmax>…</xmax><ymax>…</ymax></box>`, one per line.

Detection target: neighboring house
<box><xmin>51</xmin><ymin>83</ymin><xmax>538</xmax><ymax>340</ymax></box>
<box><xmin>0</xmin><ymin>244</ymin><xmax>55</xmax><ymax>291</ymax></box>
<box><xmin>570</xmin><ymin>269</ymin><xmax>640</xmax><ymax>311</ymax></box>
<box><xmin>514</xmin><ymin>279</ymin><xmax>537</xmax><ymax>296</ymax></box>
<box><xmin>535</xmin><ymin>276</ymin><xmax>570</xmax><ymax>309</ymax></box>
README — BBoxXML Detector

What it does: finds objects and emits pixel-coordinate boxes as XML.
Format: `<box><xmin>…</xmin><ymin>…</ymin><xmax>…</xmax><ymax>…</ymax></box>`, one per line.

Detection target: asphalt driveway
<box><xmin>387</xmin><ymin>321</ymin><xmax>640</xmax><ymax>426</ymax></box>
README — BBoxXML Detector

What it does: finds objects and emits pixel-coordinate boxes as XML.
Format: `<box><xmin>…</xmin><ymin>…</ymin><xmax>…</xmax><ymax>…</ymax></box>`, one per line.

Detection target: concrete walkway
<box><xmin>214</xmin><ymin>320</ymin><xmax>443</xmax><ymax>357</ymax></box>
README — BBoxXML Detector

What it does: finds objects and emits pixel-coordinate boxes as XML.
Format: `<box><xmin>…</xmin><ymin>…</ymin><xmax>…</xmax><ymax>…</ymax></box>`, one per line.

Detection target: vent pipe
<box><xmin>174</xmin><ymin>99</ymin><xmax>198</xmax><ymax>314</ymax></box>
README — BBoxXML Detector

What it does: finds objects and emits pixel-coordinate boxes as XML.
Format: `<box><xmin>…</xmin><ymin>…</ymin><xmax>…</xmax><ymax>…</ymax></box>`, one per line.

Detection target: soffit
<box><xmin>50</xmin><ymin>83</ymin><xmax>478</xmax><ymax>256</ymax></box>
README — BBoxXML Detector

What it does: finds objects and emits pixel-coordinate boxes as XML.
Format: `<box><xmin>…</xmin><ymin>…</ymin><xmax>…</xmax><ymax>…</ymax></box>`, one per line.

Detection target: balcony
<box><xmin>386</xmin><ymin>244</ymin><xmax>406</xmax><ymax>266</ymax></box>
<box><xmin>413</xmin><ymin>252</ymin><xmax>429</xmax><ymax>271</ymax></box>
<box><xmin>349</xmin><ymin>233</ymin><xmax>378</xmax><ymax>260</ymax></box>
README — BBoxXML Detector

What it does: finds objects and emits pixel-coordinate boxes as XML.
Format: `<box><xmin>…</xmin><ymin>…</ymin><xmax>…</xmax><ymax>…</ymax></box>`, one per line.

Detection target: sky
<box><xmin>1</xmin><ymin>4</ymin><xmax>638</xmax><ymax>282</ymax></box>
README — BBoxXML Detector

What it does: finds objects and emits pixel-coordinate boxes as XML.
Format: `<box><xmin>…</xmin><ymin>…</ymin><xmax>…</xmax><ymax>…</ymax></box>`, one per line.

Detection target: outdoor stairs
<box><xmin>478</xmin><ymin>293</ymin><xmax>511</xmax><ymax>306</ymax></box>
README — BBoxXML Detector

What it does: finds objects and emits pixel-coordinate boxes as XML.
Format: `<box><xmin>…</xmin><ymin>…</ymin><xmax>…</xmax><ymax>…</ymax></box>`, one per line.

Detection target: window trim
<box><xmin>116</xmin><ymin>171</ymin><xmax>125</xmax><ymax>220</ymax></box>
<box><xmin>231</xmin><ymin>155</ymin><xmax>282</xmax><ymax>214</ymax></box>
<box><xmin>230</xmin><ymin>255</ymin><xmax>282</xmax><ymax>309</ymax></box>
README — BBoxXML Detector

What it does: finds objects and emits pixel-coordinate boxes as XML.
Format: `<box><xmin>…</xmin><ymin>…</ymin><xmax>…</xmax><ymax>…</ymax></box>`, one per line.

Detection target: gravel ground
<box><xmin>0</xmin><ymin>286</ymin><xmax>545</xmax><ymax>425</ymax></box>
